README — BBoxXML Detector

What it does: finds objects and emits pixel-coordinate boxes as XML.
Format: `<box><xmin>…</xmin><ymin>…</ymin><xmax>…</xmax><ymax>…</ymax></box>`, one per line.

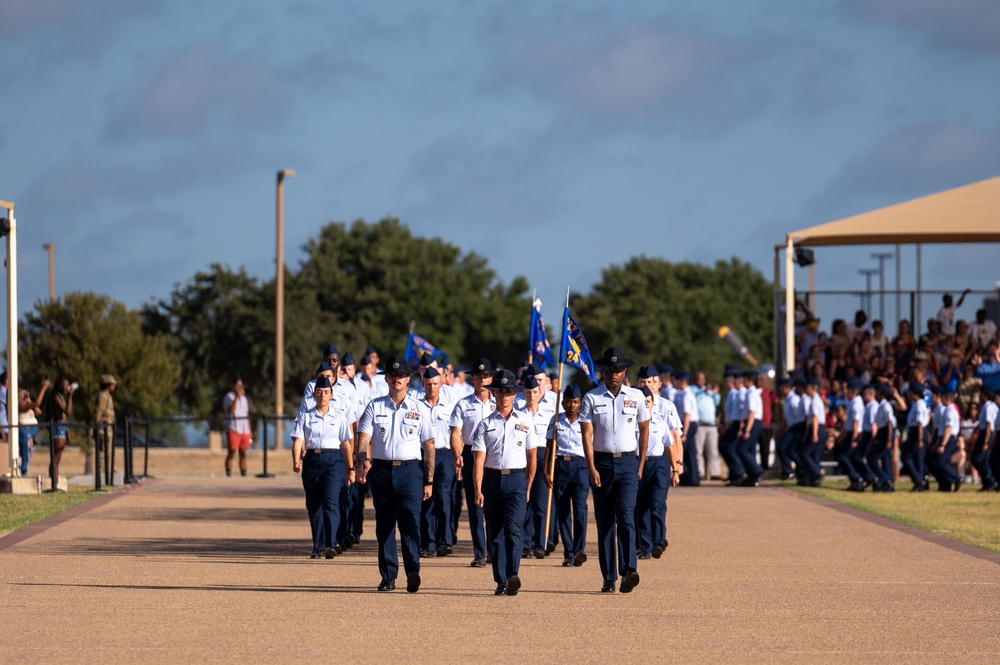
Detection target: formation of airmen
<box><xmin>289</xmin><ymin>343</ymin><xmax>683</xmax><ymax>595</ymax></box>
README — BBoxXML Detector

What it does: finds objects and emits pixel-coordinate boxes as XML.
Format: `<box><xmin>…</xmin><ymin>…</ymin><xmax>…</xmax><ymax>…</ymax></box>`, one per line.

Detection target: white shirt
<box><xmin>0</xmin><ymin>385</ymin><xmax>8</xmax><ymax>429</ymax></box>
<box><xmin>979</xmin><ymin>400</ymin><xmax>999</xmax><ymax>432</ymax></box>
<box><xmin>805</xmin><ymin>393</ymin><xmax>825</xmax><ymax>426</ymax></box>
<box><xmin>745</xmin><ymin>386</ymin><xmax>764</xmax><ymax>420</ymax></box>
<box><xmin>874</xmin><ymin>399</ymin><xmax>896</xmax><ymax>429</ymax></box>
<box><xmin>970</xmin><ymin>320</ymin><xmax>998</xmax><ymax>349</ymax></box>
<box><xmin>862</xmin><ymin>399</ymin><xmax>878</xmax><ymax>433</ymax></box>
<box><xmin>290</xmin><ymin>406</ymin><xmax>352</xmax><ymax>450</ymax></box>
<box><xmin>546</xmin><ymin>413</ymin><xmax>584</xmax><ymax>458</ymax></box>
<box><xmin>845</xmin><ymin>395</ymin><xmax>864</xmax><ymax>430</ymax></box>
<box><xmin>932</xmin><ymin>404</ymin><xmax>946</xmax><ymax>435</ymax></box>
<box><xmin>518</xmin><ymin>405</ymin><xmax>551</xmax><ymax>445</ymax></box>
<box><xmin>420</xmin><ymin>394</ymin><xmax>456</xmax><ymax>450</ymax></box>
<box><xmin>450</xmin><ymin>392</ymin><xmax>497</xmax><ymax>445</ymax></box>
<box><xmin>357</xmin><ymin>395</ymin><xmax>434</xmax><ymax>461</ymax></box>
<box><xmin>579</xmin><ymin>385</ymin><xmax>651</xmax><ymax>454</ymax></box>
<box><xmin>936</xmin><ymin>403</ymin><xmax>960</xmax><ymax>437</ymax></box>
<box><xmin>515</xmin><ymin>390</ymin><xmax>557</xmax><ymax>424</ymax></box>
<box><xmin>936</xmin><ymin>305</ymin><xmax>958</xmax><ymax>336</ymax></box>
<box><xmin>673</xmin><ymin>386</ymin><xmax>697</xmax><ymax>422</ymax></box>
<box><xmin>736</xmin><ymin>386</ymin><xmax>749</xmax><ymax>420</ymax></box>
<box><xmin>367</xmin><ymin>373</ymin><xmax>389</xmax><ymax>399</ymax></box>
<box><xmin>906</xmin><ymin>399</ymin><xmax>930</xmax><ymax>428</ymax></box>
<box><xmin>297</xmin><ymin>378</ymin><xmax>358</xmax><ymax>425</ymax></box>
<box><xmin>222</xmin><ymin>392</ymin><xmax>251</xmax><ymax>435</ymax></box>
<box><xmin>472</xmin><ymin>409</ymin><xmax>540</xmax><ymax>470</ymax></box>
<box><xmin>724</xmin><ymin>388</ymin><xmax>741</xmax><ymax>423</ymax></box>
<box><xmin>659</xmin><ymin>384</ymin><xmax>676</xmax><ymax>404</ymax></box>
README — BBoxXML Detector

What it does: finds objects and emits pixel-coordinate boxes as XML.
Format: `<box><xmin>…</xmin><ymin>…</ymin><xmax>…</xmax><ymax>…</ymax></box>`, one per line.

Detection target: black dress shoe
<box><xmin>601</xmin><ymin>580</ymin><xmax>615</xmax><ymax>593</ymax></box>
<box><xmin>310</xmin><ymin>550</ymin><xmax>322</xmax><ymax>559</ymax></box>
<box><xmin>485</xmin><ymin>553</ymin><xmax>492</xmax><ymax>564</ymax></box>
<box><xmin>638</xmin><ymin>552</ymin><xmax>652</xmax><ymax>560</ymax></box>
<box><xmin>438</xmin><ymin>545</ymin><xmax>453</xmax><ymax>556</ymax></box>
<box><xmin>333</xmin><ymin>543</ymin><xmax>343</xmax><ymax>555</ymax></box>
<box><xmin>726</xmin><ymin>474</ymin><xmax>747</xmax><ymax>486</ymax></box>
<box><xmin>349</xmin><ymin>533</ymin><xmax>361</xmax><ymax>545</ymax></box>
<box><xmin>505</xmin><ymin>575</ymin><xmax>521</xmax><ymax>596</ymax></box>
<box><xmin>494</xmin><ymin>584</ymin><xmax>506</xmax><ymax>596</ymax></box>
<box><xmin>562</xmin><ymin>557</ymin><xmax>574</xmax><ymax>567</ymax></box>
<box><xmin>377</xmin><ymin>580</ymin><xmax>396</xmax><ymax>592</ymax></box>
<box><xmin>544</xmin><ymin>542</ymin><xmax>556</xmax><ymax>555</ymax></box>
<box><xmin>573</xmin><ymin>552</ymin><xmax>587</xmax><ymax>566</ymax></box>
<box><xmin>419</xmin><ymin>549</ymin><xmax>435</xmax><ymax>558</ymax></box>
<box><xmin>522</xmin><ymin>548</ymin><xmax>532</xmax><ymax>558</ymax></box>
<box><xmin>341</xmin><ymin>538</ymin><xmax>353</xmax><ymax>550</ymax></box>
<box><xmin>740</xmin><ymin>475</ymin><xmax>761</xmax><ymax>487</ymax></box>
<box><xmin>619</xmin><ymin>570</ymin><xmax>640</xmax><ymax>593</ymax></box>
<box><xmin>532</xmin><ymin>548</ymin><xmax>545</xmax><ymax>560</ymax></box>
<box><xmin>406</xmin><ymin>572</ymin><xmax>421</xmax><ymax>593</ymax></box>
<box><xmin>661</xmin><ymin>539</ymin><xmax>668</xmax><ymax>549</ymax></box>
<box><xmin>470</xmin><ymin>558</ymin><xmax>486</xmax><ymax>568</ymax></box>
<box><xmin>324</xmin><ymin>547</ymin><xmax>337</xmax><ymax>559</ymax></box>
<box><xmin>651</xmin><ymin>544</ymin><xmax>663</xmax><ymax>559</ymax></box>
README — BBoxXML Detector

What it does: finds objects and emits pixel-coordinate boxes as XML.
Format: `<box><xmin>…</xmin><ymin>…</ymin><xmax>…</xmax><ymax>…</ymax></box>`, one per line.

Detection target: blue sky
<box><xmin>2</xmin><ymin>0</ymin><xmax>999</xmax><ymax>338</ymax></box>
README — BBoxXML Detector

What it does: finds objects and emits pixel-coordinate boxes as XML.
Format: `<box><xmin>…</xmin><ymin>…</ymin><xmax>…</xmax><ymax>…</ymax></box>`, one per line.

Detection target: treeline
<box><xmin>16</xmin><ymin>217</ymin><xmax>773</xmax><ymax>422</ymax></box>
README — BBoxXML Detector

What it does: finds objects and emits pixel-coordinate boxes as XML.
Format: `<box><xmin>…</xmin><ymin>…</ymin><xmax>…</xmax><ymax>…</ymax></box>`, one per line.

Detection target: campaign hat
<box><xmin>486</xmin><ymin>369</ymin><xmax>523</xmax><ymax>393</ymax></box>
<box><xmin>379</xmin><ymin>355</ymin><xmax>413</xmax><ymax>377</ymax></box>
<box><xmin>594</xmin><ymin>347</ymin><xmax>635</xmax><ymax>371</ymax></box>
<box><xmin>469</xmin><ymin>358</ymin><xmax>493</xmax><ymax>376</ymax></box>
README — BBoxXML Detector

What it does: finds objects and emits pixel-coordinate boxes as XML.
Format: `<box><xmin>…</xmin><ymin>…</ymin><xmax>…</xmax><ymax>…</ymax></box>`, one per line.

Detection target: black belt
<box><xmin>698</xmin><ymin>422</ymin><xmax>716</xmax><ymax>427</ymax></box>
<box><xmin>371</xmin><ymin>459</ymin><xmax>420</xmax><ymax>467</ymax></box>
<box><xmin>485</xmin><ymin>467</ymin><xmax>525</xmax><ymax>475</ymax></box>
<box><xmin>594</xmin><ymin>451</ymin><xmax>635</xmax><ymax>458</ymax></box>
<box><xmin>306</xmin><ymin>448</ymin><xmax>340</xmax><ymax>454</ymax></box>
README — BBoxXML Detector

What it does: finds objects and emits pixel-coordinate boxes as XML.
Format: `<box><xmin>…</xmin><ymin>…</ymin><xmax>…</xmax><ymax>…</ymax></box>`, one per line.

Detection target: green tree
<box><xmin>140</xmin><ymin>264</ymin><xmax>273</xmax><ymax>418</ymax></box>
<box><xmin>571</xmin><ymin>256</ymin><xmax>773</xmax><ymax>381</ymax></box>
<box><xmin>288</xmin><ymin>217</ymin><xmax>532</xmax><ymax>374</ymax></box>
<box><xmin>19</xmin><ymin>292</ymin><xmax>181</xmax><ymax>424</ymax></box>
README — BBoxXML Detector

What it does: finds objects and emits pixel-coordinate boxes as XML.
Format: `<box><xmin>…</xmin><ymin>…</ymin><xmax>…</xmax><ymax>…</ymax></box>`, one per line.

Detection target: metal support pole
<box><xmin>784</xmin><ymin>237</ymin><xmax>795</xmax><ymax>373</ymax></box>
<box><xmin>143</xmin><ymin>419</ymin><xmax>152</xmax><ymax>478</ymax></box>
<box><xmin>46</xmin><ymin>419</ymin><xmax>57</xmax><ymax>492</ymax></box>
<box><xmin>123</xmin><ymin>416</ymin><xmax>133</xmax><ymax>485</ymax></box>
<box><xmin>916</xmin><ymin>244</ymin><xmax>923</xmax><ymax>336</ymax></box>
<box><xmin>257</xmin><ymin>414</ymin><xmax>275</xmax><ymax>478</ymax></box>
<box><xmin>93</xmin><ymin>426</ymin><xmax>102</xmax><ymax>492</ymax></box>
<box><xmin>871</xmin><ymin>252</ymin><xmax>893</xmax><ymax>322</ymax></box>
<box><xmin>895</xmin><ymin>244</ymin><xmax>901</xmax><ymax>327</ymax></box>
<box><xmin>3</xmin><ymin>203</ymin><xmax>20</xmax><ymax>479</ymax></box>
<box><xmin>773</xmin><ymin>246</ymin><xmax>781</xmax><ymax>375</ymax></box>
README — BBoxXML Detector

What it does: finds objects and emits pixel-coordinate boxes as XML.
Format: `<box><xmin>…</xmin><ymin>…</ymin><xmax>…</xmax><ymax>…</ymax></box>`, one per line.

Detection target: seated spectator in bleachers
<box><xmin>845</xmin><ymin>310</ymin><xmax>869</xmax><ymax>346</ymax></box>
<box><xmin>957</xmin><ymin>364</ymin><xmax>981</xmax><ymax>413</ymax></box>
<box><xmin>975</xmin><ymin>340</ymin><xmax>1000</xmax><ymax>391</ymax></box>
<box><xmin>853</xmin><ymin>337</ymin><xmax>875</xmax><ymax>376</ymax></box>
<box><xmin>809</xmin><ymin>361</ymin><xmax>830</xmax><ymax>392</ymax></box>
<box><xmin>827</xmin><ymin>343</ymin><xmax>850</xmax><ymax>382</ymax></box>
<box><xmin>919</xmin><ymin>318</ymin><xmax>942</xmax><ymax>349</ymax></box>
<box><xmin>953</xmin><ymin>320</ymin><xmax>973</xmax><ymax>359</ymax></box>
<box><xmin>870</xmin><ymin>320</ymin><xmax>889</xmax><ymax>360</ymax></box>
<box><xmin>830</xmin><ymin>319</ymin><xmax>852</xmax><ymax>356</ymax></box>
<box><xmin>891</xmin><ymin>319</ymin><xmax>916</xmax><ymax>353</ymax></box>
<box><xmin>939</xmin><ymin>350</ymin><xmax>964</xmax><ymax>393</ymax></box>
<box><xmin>797</xmin><ymin>318</ymin><xmax>821</xmax><ymax>365</ymax></box>
<box><xmin>969</xmin><ymin>309</ymin><xmax>997</xmax><ymax>351</ymax></box>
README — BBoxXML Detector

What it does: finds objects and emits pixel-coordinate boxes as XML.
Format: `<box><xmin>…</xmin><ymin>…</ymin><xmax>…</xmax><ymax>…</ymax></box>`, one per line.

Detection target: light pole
<box><xmin>859</xmin><ymin>268</ymin><xmax>878</xmax><ymax>321</ymax></box>
<box><xmin>274</xmin><ymin>169</ymin><xmax>295</xmax><ymax>451</ymax></box>
<box><xmin>42</xmin><ymin>243</ymin><xmax>55</xmax><ymax>301</ymax></box>
<box><xmin>871</xmin><ymin>252</ymin><xmax>893</xmax><ymax>322</ymax></box>
<box><xmin>1</xmin><ymin>201</ymin><xmax>18</xmax><ymax>478</ymax></box>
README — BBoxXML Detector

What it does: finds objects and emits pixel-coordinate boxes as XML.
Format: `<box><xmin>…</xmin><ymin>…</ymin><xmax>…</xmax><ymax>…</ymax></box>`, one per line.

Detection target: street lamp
<box><xmin>42</xmin><ymin>243</ymin><xmax>55</xmax><ymax>301</ymax></box>
<box><xmin>870</xmin><ymin>252</ymin><xmax>893</xmax><ymax>322</ymax></box>
<box><xmin>274</xmin><ymin>169</ymin><xmax>295</xmax><ymax>452</ymax></box>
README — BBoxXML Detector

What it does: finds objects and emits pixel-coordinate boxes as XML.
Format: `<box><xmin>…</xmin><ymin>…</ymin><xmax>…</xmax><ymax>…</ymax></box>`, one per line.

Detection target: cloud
<box><xmin>816</xmin><ymin>121</ymin><xmax>1000</xmax><ymax>216</ymax></box>
<box><xmin>104</xmin><ymin>42</ymin><xmax>380</xmax><ymax>141</ymax></box>
<box><xmin>15</xmin><ymin>141</ymin><xmax>267</xmax><ymax>234</ymax></box>
<box><xmin>843</xmin><ymin>0</ymin><xmax>1000</xmax><ymax>54</ymax></box>
<box><xmin>480</xmin><ymin>8</ymin><xmax>828</xmax><ymax>136</ymax></box>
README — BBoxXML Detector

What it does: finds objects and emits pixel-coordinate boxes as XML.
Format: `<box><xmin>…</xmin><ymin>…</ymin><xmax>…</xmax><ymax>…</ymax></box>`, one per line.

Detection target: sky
<box><xmin>2</xmin><ymin>0</ymin><xmax>1000</xmax><ymax>341</ymax></box>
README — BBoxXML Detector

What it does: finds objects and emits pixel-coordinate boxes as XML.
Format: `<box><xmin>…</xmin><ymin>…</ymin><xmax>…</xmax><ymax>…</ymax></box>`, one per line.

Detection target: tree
<box><xmin>140</xmin><ymin>264</ymin><xmax>273</xmax><ymax>418</ymax></box>
<box><xmin>571</xmin><ymin>256</ymin><xmax>773</xmax><ymax>380</ymax></box>
<box><xmin>19</xmin><ymin>292</ymin><xmax>181</xmax><ymax>424</ymax></box>
<box><xmin>288</xmin><ymin>217</ymin><xmax>532</xmax><ymax>375</ymax></box>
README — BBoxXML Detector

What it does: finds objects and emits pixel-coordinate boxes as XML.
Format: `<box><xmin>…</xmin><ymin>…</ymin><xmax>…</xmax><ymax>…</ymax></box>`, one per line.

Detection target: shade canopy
<box><xmin>786</xmin><ymin>176</ymin><xmax>1000</xmax><ymax>247</ymax></box>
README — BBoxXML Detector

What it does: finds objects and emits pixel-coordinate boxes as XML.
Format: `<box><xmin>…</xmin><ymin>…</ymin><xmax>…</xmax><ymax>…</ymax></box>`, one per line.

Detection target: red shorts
<box><xmin>226</xmin><ymin>430</ymin><xmax>252</xmax><ymax>451</ymax></box>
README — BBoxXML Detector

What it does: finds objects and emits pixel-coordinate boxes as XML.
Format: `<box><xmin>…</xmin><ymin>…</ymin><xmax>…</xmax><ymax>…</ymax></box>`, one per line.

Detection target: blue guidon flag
<box><xmin>529</xmin><ymin>297</ymin><xmax>555</xmax><ymax>370</ymax></box>
<box><xmin>404</xmin><ymin>332</ymin><xmax>448</xmax><ymax>369</ymax></box>
<box><xmin>560</xmin><ymin>306</ymin><xmax>596</xmax><ymax>381</ymax></box>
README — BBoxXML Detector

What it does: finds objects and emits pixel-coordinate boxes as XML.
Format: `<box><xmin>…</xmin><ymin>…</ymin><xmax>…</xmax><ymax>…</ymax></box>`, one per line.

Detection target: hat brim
<box><xmin>378</xmin><ymin>368</ymin><xmax>413</xmax><ymax>377</ymax></box>
<box><xmin>486</xmin><ymin>383</ymin><xmax>524</xmax><ymax>393</ymax></box>
<box><xmin>593</xmin><ymin>358</ymin><xmax>635</xmax><ymax>371</ymax></box>
<box><xmin>468</xmin><ymin>369</ymin><xmax>492</xmax><ymax>377</ymax></box>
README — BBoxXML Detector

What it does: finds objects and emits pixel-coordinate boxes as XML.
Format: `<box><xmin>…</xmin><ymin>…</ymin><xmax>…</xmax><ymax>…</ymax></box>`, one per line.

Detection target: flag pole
<box><xmin>542</xmin><ymin>289</ymin><xmax>570</xmax><ymax>552</ymax></box>
<box><xmin>528</xmin><ymin>290</ymin><xmax>536</xmax><ymax>364</ymax></box>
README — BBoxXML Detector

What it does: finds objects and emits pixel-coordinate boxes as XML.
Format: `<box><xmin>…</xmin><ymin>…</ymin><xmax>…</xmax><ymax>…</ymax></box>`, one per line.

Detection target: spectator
<box><xmin>47</xmin><ymin>377</ymin><xmax>76</xmax><ymax>484</ymax></box>
<box><xmin>94</xmin><ymin>375</ymin><xmax>116</xmax><ymax>468</ymax></box>
<box><xmin>17</xmin><ymin>379</ymin><xmax>50</xmax><ymax>476</ymax></box>
<box><xmin>798</xmin><ymin>318</ymin><xmax>821</xmax><ymax>365</ymax></box>
<box><xmin>939</xmin><ymin>351</ymin><xmax>964</xmax><ymax>393</ymax></box>
<box><xmin>937</xmin><ymin>289</ymin><xmax>971</xmax><ymax>336</ymax></box>
<box><xmin>845</xmin><ymin>310</ymin><xmax>869</xmax><ymax>345</ymax></box>
<box><xmin>0</xmin><ymin>372</ymin><xmax>7</xmax><ymax>444</ymax></box>
<box><xmin>223</xmin><ymin>377</ymin><xmax>252</xmax><ymax>477</ymax></box>
<box><xmin>975</xmin><ymin>340</ymin><xmax>1000</xmax><ymax>391</ymax></box>
<box><xmin>918</xmin><ymin>319</ymin><xmax>942</xmax><ymax>349</ymax></box>
<box><xmin>830</xmin><ymin>319</ymin><xmax>852</xmax><ymax>356</ymax></box>
<box><xmin>952</xmin><ymin>320</ymin><xmax>973</xmax><ymax>359</ymax></box>
<box><xmin>969</xmin><ymin>309</ymin><xmax>997</xmax><ymax>351</ymax></box>
<box><xmin>870</xmin><ymin>320</ymin><xmax>889</xmax><ymax>360</ymax></box>
<box><xmin>957</xmin><ymin>365</ymin><xmax>981</xmax><ymax>413</ymax></box>
<box><xmin>891</xmin><ymin>319</ymin><xmax>916</xmax><ymax>352</ymax></box>
<box><xmin>827</xmin><ymin>343</ymin><xmax>850</xmax><ymax>382</ymax></box>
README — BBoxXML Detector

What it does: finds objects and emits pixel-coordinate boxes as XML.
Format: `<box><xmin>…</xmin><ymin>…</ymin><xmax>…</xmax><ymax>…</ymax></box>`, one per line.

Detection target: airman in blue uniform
<box><xmin>543</xmin><ymin>384</ymin><xmax>590</xmax><ymax>567</ymax></box>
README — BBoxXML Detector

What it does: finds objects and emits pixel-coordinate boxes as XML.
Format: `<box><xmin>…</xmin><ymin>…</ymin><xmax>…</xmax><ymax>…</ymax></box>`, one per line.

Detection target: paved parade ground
<box><xmin>1</xmin><ymin>475</ymin><xmax>998</xmax><ymax>664</ymax></box>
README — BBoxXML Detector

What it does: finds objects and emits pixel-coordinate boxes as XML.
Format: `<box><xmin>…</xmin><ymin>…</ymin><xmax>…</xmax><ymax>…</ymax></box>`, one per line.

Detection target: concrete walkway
<box><xmin>1</xmin><ymin>477</ymin><xmax>998</xmax><ymax>663</ymax></box>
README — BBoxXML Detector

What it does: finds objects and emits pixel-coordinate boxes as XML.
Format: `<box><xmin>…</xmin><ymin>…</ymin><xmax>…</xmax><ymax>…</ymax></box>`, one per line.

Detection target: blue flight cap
<box><xmin>563</xmin><ymin>384</ymin><xmax>582</xmax><ymax>400</ymax></box>
<box><xmin>776</xmin><ymin>378</ymin><xmax>790</xmax><ymax>387</ymax></box>
<box><xmin>807</xmin><ymin>378</ymin><xmax>821</xmax><ymax>387</ymax></box>
<box><xmin>315</xmin><ymin>376</ymin><xmax>333</xmax><ymax>390</ymax></box>
<box><xmin>423</xmin><ymin>367</ymin><xmax>441</xmax><ymax>379</ymax></box>
<box><xmin>419</xmin><ymin>354</ymin><xmax>435</xmax><ymax>367</ymax></box>
<box><xmin>846</xmin><ymin>377</ymin><xmax>862</xmax><ymax>390</ymax></box>
<box><xmin>637</xmin><ymin>365</ymin><xmax>658</xmax><ymax>380</ymax></box>
<box><xmin>656</xmin><ymin>364</ymin><xmax>674</xmax><ymax>375</ymax></box>
<box><xmin>316</xmin><ymin>361</ymin><xmax>333</xmax><ymax>374</ymax></box>
<box><xmin>360</xmin><ymin>355</ymin><xmax>371</xmax><ymax>367</ymax></box>
<box><xmin>525</xmin><ymin>362</ymin><xmax>544</xmax><ymax>376</ymax></box>
<box><xmin>323</xmin><ymin>343</ymin><xmax>340</xmax><ymax>356</ymax></box>
<box><xmin>674</xmin><ymin>370</ymin><xmax>690</xmax><ymax>381</ymax></box>
<box><xmin>366</xmin><ymin>345</ymin><xmax>378</xmax><ymax>356</ymax></box>
<box><xmin>640</xmin><ymin>386</ymin><xmax>654</xmax><ymax>399</ymax></box>
<box><xmin>907</xmin><ymin>383</ymin><xmax>924</xmax><ymax>396</ymax></box>
<box><xmin>743</xmin><ymin>370</ymin><xmax>759</xmax><ymax>379</ymax></box>
<box><xmin>792</xmin><ymin>378</ymin><xmax>806</xmax><ymax>387</ymax></box>
<box><xmin>724</xmin><ymin>363</ymin><xmax>742</xmax><ymax>372</ymax></box>
<box><xmin>341</xmin><ymin>353</ymin><xmax>355</xmax><ymax>367</ymax></box>
<box><xmin>522</xmin><ymin>375</ymin><xmax>541</xmax><ymax>390</ymax></box>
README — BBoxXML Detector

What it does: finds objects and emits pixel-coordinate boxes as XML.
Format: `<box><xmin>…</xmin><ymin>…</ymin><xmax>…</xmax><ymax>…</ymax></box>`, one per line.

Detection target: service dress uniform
<box><xmin>291</xmin><ymin>378</ymin><xmax>354</xmax><ymax>558</ymax></box>
<box><xmin>472</xmin><ymin>369</ymin><xmax>539</xmax><ymax>594</ymax></box>
<box><xmin>546</xmin><ymin>387</ymin><xmax>589</xmax><ymax>566</ymax></box>
<box><xmin>520</xmin><ymin>375</ymin><xmax>555</xmax><ymax>557</ymax></box>
<box><xmin>737</xmin><ymin>372</ymin><xmax>765</xmax><ymax>483</ymax></box>
<box><xmin>580</xmin><ymin>347</ymin><xmax>650</xmax><ymax>593</ymax></box>
<box><xmin>930</xmin><ymin>392</ymin><xmax>961</xmax><ymax>491</ymax></box>
<box><xmin>777</xmin><ymin>381</ymin><xmax>806</xmax><ymax>479</ymax></box>
<box><xmin>718</xmin><ymin>374</ymin><xmax>746</xmax><ymax>483</ymax></box>
<box><xmin>357</xmin><ymin>360</ymin><xmax>435</xmax><ymax>591</ymax></box>
<box><xmin>450</xmin><ymin>359</ymin><xmax>496</xmax><ymax>566</ymax></box>
<box><xmin>418</xmin><ymin>369</ymin><xmax>457</xmax><ymax>555</ymax></box>
<box><xmin>636</xmin><ymin>390</ymin><xmax>680</xmax><ymax>559</ymax></box>
<box><xmin>868</xmin><ymin>391</ymin><xmax>897</xmax><ymax>491</ymax></box>
<box><xmin>902</xmin><ymin>387</ymin><xmax>930</xmax><ymax>490</ymax></box>
<box><xmin>972</xmin><ymin>391</ymin><xmax>998</xmax><ymax>490</ymax></box>
<box><xmin>836</xmin><ymin>383</ymin><xmax>866</xmax><ymax>489</ymax></box>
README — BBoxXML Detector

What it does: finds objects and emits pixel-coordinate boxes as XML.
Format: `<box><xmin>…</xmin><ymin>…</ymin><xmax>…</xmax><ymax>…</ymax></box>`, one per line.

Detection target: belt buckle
<box><xmin>500</xmin><ymin>469</ymin><xmax>510</xmax><ymax>475</ymax></box>
<box><xmin>392</xmin><ymin>460</ymin><xmax>402</xmax><ymax>467</ymax></box>
<box><xmin>561</xmin><ymin>455</ymin><xmax>571</xmax><ymax>461</ymax></box>
<box><xmin>612</xmin><ymin>452</ymin><xmax>622</xmax><ymax>458</ymax></box>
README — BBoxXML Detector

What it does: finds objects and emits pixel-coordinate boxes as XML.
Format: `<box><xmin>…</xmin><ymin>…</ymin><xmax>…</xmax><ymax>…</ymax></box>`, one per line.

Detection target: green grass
<box><xmin>779</xmin><ymin>478</ymin><xmax>1000</xmax><ymax>554</ymax></box>
<box><xmin>0</xmin><ymin>485</ymin><xmax>109</xmax><ymax>535</ymax></box>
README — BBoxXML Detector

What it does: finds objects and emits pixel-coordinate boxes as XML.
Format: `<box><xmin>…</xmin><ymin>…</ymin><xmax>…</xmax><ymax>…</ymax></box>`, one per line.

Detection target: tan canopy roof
<box><xmin>787</xmin><ymin>176</ymin><xmax>1000</xmax><ymax>247</ymax></box>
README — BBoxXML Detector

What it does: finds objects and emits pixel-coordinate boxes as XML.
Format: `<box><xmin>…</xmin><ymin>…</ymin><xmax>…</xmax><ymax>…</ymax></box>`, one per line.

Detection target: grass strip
<box><xmin>0</xmin><ymin>485</ymin><xmax>107</xmax><ymax>534</ymax></box>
